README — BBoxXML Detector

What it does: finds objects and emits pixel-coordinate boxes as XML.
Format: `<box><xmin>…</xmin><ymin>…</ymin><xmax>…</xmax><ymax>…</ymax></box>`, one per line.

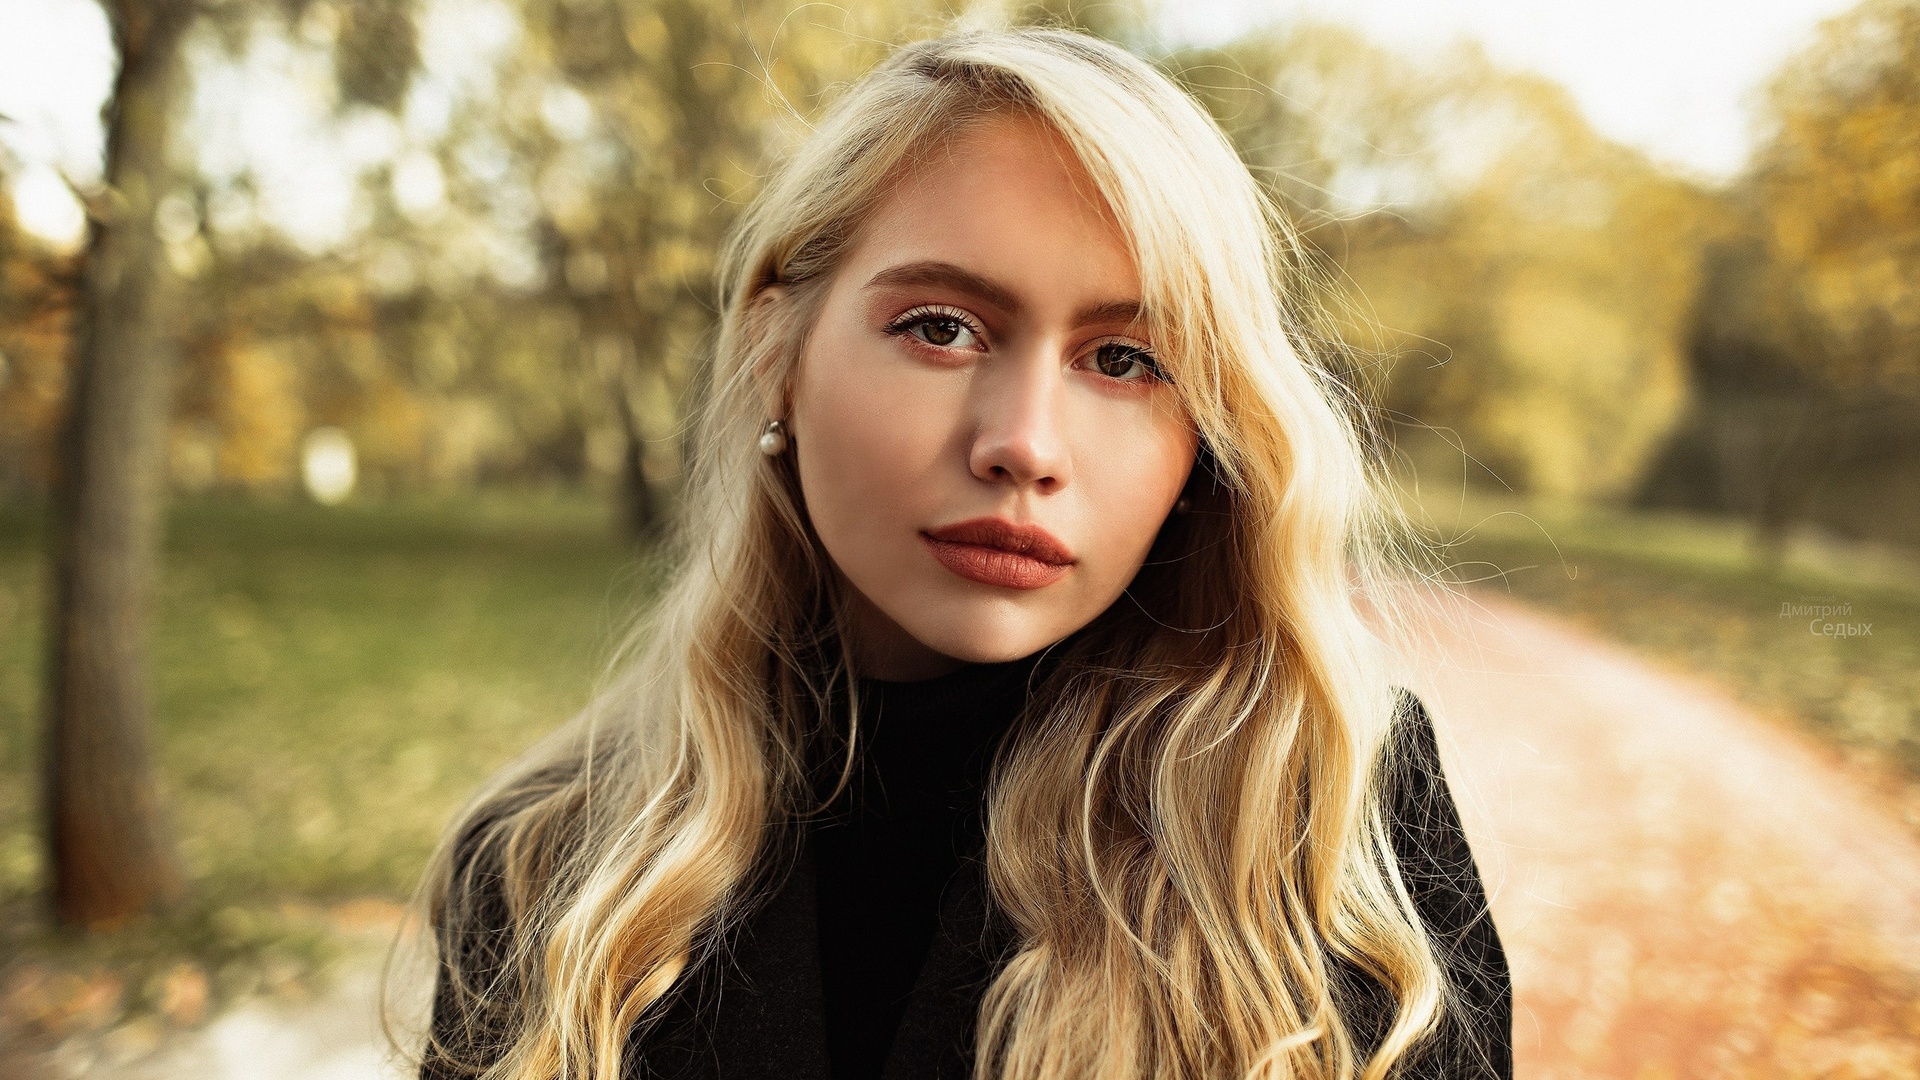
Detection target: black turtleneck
<box><xmin>422</xmin><ymin>675</ymin><xmax>1510</xmax><ymax>1080</ymax></box>
<box><xmin>807</xmin><ymin>655</ymin><xmax>1043</xmax><ymax>1080</ymax></box>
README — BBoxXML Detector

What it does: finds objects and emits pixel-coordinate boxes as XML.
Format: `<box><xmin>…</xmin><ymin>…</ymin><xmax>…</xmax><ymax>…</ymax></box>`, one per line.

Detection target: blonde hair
<box><xmin>415</xmin><ymin>26</ymin><xmax>1451</xmax><ymax>1080</ymax></box>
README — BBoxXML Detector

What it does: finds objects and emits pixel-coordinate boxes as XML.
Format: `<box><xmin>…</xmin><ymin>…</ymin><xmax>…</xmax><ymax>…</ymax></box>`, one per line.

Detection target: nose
<box><xmin>967</xmin><ymin>348</ymin><xmax>1072</xmax><ymax>493</ymax></box>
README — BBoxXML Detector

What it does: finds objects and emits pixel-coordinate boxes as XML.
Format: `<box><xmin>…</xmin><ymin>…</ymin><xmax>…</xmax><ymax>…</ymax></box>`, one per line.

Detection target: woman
<box><xmin>414</xmin><ymin>26</ymin><xmax>1510</xmax><ymax>1080</ymax></box>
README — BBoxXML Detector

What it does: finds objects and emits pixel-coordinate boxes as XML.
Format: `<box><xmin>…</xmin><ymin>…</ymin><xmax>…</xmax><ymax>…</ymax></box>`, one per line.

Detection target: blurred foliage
<box><xmin>0</xmin><ymin>193</ymin><xmax>75</xmax><ymax>492</ymax></box>
<box><xmin>1756</xmin><ymin>0</ymin><xmax>1920</xmax><ymax>401</ymax></box>
<box><xmin>1174</xmin><ymin>26</ymin><xmax>1716</xmax><ymax>502</ymax></box>
<box><xmin>0</xmin><ymin>0</ymin><xmax>1915</xmax><ymax>541</ymax></box>
<box><xmin>3</xmin><ymin>0</ymin><xmax>959</xmax><ymax>513</ymax></box>
<box><xmin>506</xmin><ymin>0</ymin><xmax>943</xmax><ymax>531</ymax></box>
<box><xmin>1636</xmin><ymin>0</ymin><xmax>1920</xmax><ymax>551</ymax></box>
<box><xmin>333</xmin><ymin>0</ymin><xmax>422</xmax><ymax>111</ymax></box>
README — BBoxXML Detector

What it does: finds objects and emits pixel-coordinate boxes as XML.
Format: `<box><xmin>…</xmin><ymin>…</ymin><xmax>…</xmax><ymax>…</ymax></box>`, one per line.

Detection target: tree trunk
<box><xmin>594</xmin><ymin>297</ymin><xmax>660</xmax><ymax>544</ymax></box>
<box><xmin>42</xmin><ymin>0</ymin><xmax>194</xmax><ymax>928</ymax></box>
<box><xmin>1746</xmin><ymin>393</ymin><xmax>1839</xmax><ymax>572</ymax></box>
<box><xmin>614</xmin><ymin>379</ymin><xmax>659</xmax><ymax>542</ymax></box>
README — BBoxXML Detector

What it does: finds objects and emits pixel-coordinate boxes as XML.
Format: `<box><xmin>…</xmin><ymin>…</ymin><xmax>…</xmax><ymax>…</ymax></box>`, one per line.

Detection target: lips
<box><xmin>921</xmin><ymin>517</ymin><xmax>1075</xmax><ymax>590</ymax></box>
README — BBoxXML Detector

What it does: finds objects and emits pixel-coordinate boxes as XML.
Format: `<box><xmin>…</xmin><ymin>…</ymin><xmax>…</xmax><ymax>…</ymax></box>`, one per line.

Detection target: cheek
<box><xmin>1074</xmin><ymin>412</ymin><xmax>1196</xmax><ymax>574</ymax></box>
<box><xmin>789</xmin><ymin>330</ymin><xmax>949</xmax><ymax>543</ymax></box>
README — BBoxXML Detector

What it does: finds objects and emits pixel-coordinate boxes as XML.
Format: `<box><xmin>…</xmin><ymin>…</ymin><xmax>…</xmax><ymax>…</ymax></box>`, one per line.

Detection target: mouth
<box><xmin>921</xmin><ymin>517</ymin><xmax>1075</xmax><ymax>590</ymax></box>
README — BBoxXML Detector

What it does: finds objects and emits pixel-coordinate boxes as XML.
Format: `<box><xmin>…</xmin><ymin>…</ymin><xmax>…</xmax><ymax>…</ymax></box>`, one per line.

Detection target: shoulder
<box><xmin>421</xmin><ymin>762</ymin><xmax>579</xmax><ymax>1077</ymax></box>
<box><xmin>1377</xmin><ymin>686</ymin><xmax>1499</xmax><ymax>935</ymax></box>
<box><xmin>1377</xmin><ymin>687</ymin><xmax>1514</xmax><ymax>1078</ymax></box>
<box><xmin>437</xmin><ymin>811</ymin><xmax>516</xmax><ymax>961</ymax></box>
<box><xmin>1380</xmin><ymin>687</ymin><xmax>1463</xmax><ymax>857</ymax></box>
<box><xmin>421</xmin><ymin>824</ymin><xmax>520</xmax><ymax>1078</ymax></box>
<box><xmin>436</xmin><ymin>758</ymin><xmax>577</xmax><ymax>930</ymax></box>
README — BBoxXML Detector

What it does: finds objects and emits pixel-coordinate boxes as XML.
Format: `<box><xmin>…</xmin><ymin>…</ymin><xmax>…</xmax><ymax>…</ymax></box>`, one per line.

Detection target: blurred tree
<box><xmin>1756</xmin><ymin>0</ymin><xmax>1920</xmax><ymax>401</ymax></box>
<box><xmin>1176</xmin><ymin>27</ymin><xmax>1716</xmax><ymax>504</ymax></box>
<box><xmin>1639</xmin><ymin>221</ymin><xmax>1859</xmax><ymax>557</ymax></box>
<box><xmin>42</xmin><ymin>0</ymin><xmax>427</xmax><ymax>927</ymax></box>
<box><xmin>1636</xmin><ymin>0</ymin><xmax>1920</xmax><ymax>554</ymax></box>
<box><xmin>1365</xmin><ymin>97</ymin><xmax>1715</xmax><ymax>503</ymax></box>
<box><xmin>332</xmin><ymin>0</ymin><xmax>420</xmax><ymax>112</ymax></box>
<box><xmin>1008</xmin><ymin>0</ymin><xmax>1151</xmax><ymax>45</ymax></box>
<box><xmin>8</xmin><ymin>1</ymin><xmax>1756</xmax><ymax>534</ymax></box>
<box><xmin>1172</xmin><ymin>24</ymin><xmax>1442</xmax><ymax>229</ymax></box>
<box><xmin>44</xmin><ymin>0</ymin><xmax>200</xmax><ymax>927</ymax></box>
<box><xmin>10</xmin><ymin>0</ymin><xmax>1163</xmax><ymax>521</ymax></box>
<box><xmin>510</xmin><ymin>0</ymin><xmax>935</xmax><ymax>538</ymax></box>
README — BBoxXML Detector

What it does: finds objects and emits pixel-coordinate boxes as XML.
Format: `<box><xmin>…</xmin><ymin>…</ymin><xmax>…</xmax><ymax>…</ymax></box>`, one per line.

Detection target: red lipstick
<box><xmin>921</xmin><ymin>517</ymin><xmax>1075</xmax><ymax>590</ymax></box>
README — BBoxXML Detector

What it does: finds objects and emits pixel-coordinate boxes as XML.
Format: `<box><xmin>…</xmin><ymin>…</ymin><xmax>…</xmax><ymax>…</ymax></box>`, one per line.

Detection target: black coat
<box><xmin>422</xmin><ymin>689</ymin><xmax>1512</xmax><ymax>1079</ymax></box>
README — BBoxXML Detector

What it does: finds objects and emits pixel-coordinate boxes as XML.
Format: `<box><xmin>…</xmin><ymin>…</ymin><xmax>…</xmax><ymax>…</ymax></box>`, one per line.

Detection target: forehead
<box><xmin>835</xmin><ymin>114</ymin><xmax>1142</xmax><ymax>317</ymax></box>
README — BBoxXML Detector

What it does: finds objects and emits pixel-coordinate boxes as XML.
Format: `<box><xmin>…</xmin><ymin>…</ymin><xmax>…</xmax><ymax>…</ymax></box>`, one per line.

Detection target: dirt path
<box><xmin>1397</xmin><ymin>590</ymin><xmax>1920</xmax><ymax>1079</ymax></box>
<box><xmin>35</xmin><ymin>593</ymin><xmax>1920</xmax><ymax>1078</ymax></box>
<box><xmin>45</xmin><ymin>937</ymin><xmax>419</xmax><ymax>1080</ymax></box>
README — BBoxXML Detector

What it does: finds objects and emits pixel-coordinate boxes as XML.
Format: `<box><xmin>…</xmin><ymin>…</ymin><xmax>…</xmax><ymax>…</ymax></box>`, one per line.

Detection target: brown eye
<box><xmin>1090</xmin><ymin>342</ymin><xmax>1158</xmax><ymax>381</ymax></box>
<box><xmin>886</xmin><ymin>307</ymin><xmax>983</xmax><ymax>350</ymax></box>
<box><xmin>915</xmin><ymin>317</ymin><xmax>965</xmax><ymax>347</ymax></box>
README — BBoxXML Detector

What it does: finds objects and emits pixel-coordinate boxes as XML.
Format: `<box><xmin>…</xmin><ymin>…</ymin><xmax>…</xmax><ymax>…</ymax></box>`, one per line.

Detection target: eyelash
<box><xmin>882</xmin><ymin>305</ymin><xmax>985</xmax><ymax>348</ymax></box>
<box><xmin>882</xmin><ymin>305</ymin><xmax>1166</xmax><ymax>384</ymax></box>
<box><xmin>1085</xmin><ymin>340</ymin><xmax>1165</xmax><ymax>383</ymax></box>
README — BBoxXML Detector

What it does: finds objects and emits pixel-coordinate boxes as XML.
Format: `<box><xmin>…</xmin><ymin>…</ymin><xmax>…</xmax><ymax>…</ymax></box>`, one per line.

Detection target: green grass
<box><xmin>0</xmin><ymin>492</ymin><xmax>647</xmax><ymax>905</ymax></box>
<box><xmin>1414</xmin><ymin>491</ymin><xmax>1920</xmax><ymax>780</ymax></box>
<box><xmin>0</xmin><ymin>492</ymin><xmax>647</xmax><ymax>1008</ymax></box>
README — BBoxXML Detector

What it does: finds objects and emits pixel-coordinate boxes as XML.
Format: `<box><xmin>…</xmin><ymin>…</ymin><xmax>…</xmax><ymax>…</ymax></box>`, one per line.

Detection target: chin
<box><xmin>902</xmin><ymin>604</ymin><xmax>1071</xmax><ymax>665</ymax></box>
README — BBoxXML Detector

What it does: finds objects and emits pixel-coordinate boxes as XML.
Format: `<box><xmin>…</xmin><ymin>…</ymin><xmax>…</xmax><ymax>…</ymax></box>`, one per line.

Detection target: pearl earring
<box><xmin>757</xmin><ymin>420</ymin><xmax>789</xmax><ymax>457</ymax></box>
<box><xmin>1174</xmin><ymin>497</ymin><xmax>1192</xmax><ymax>514</ymax></box>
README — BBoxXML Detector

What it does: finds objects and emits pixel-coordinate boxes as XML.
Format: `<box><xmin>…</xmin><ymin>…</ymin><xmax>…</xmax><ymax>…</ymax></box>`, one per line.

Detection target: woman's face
<box><xmin>784</xmin><ymin>115</ymin><xmax>1199</xmax><ymax>680</ymax></box>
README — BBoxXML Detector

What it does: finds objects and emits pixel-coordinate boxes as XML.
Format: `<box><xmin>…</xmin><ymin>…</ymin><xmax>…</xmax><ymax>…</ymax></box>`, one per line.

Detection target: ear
<box><xmin>745</xmin><ymin>283</ymin><xmax>796</xmax><ymax>421</ymax></box>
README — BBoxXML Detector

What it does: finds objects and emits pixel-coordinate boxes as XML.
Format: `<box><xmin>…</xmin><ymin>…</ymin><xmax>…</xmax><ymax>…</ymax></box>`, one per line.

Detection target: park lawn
<box><xmin>1420</xmin><ymin>494</ymin><xmax>1920</xmax><ymax>785</ymax></box>
<box><xmin>0</xmin><ymin>489</ymin><xmax>1915</xmax><ymax>1021</ymax></box>
<box><xmin>0</xmin><ymin>493</ymin><xmax>647</xmax><ymax>1005</ymax></box>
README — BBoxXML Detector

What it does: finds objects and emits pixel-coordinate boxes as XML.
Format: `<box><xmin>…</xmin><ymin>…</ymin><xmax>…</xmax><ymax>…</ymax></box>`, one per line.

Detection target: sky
<box><xmin>0</xmin><ymin>0</ymin><xmax>1867</xmax><ymax>248</ymax></box>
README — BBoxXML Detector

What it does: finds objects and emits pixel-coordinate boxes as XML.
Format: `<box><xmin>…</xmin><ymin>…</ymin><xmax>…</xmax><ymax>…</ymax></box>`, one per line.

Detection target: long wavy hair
<box><xmin>411</xmin><ymin>26</ymin><xmax>1452</xmax><ymax>1080</ymax></box>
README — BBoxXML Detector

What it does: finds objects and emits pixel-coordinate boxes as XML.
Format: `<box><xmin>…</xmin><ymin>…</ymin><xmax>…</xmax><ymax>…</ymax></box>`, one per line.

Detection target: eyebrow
<box><xmin>863</xmin><ymin>260</ymin><xmax>1145</xmax><ymax>331</ymax></box>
